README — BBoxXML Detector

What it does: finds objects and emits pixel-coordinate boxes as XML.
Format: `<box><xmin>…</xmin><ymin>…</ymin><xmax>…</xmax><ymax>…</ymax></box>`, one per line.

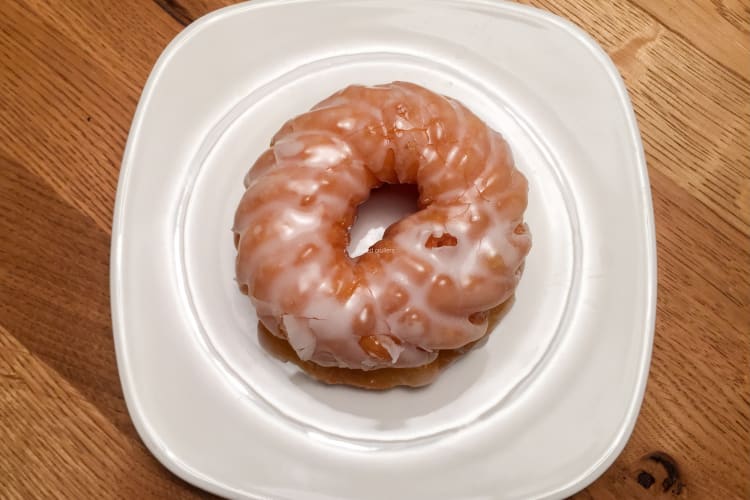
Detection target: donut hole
<box><xmin>347</xmin><ymin>183</ymin><xmax>419</xmax><ymax>257</ymax></box>
<box><xmin>425</xmin><ymin>232</ymin><xmax>458</xmax><ymax>248</ymax></box>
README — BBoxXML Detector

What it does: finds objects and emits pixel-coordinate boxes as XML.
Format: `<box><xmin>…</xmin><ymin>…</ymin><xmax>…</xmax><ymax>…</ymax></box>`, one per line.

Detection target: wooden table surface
<box><xmin>1</xmin><ymin>0</ymin><xmax>748</xmax><ymax>498</ymax></box>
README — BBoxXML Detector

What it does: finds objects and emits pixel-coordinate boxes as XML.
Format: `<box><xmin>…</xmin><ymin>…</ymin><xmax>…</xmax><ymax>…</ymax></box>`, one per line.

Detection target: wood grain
<box><xmin>1</xmin><ymin>0</ymin><xmax>748</xmax><ymax>498</ymax></box>
<box><xmin>630</xmin><ymin>0</ymin><xmax>750</xmax><ymax>81</ymax></box>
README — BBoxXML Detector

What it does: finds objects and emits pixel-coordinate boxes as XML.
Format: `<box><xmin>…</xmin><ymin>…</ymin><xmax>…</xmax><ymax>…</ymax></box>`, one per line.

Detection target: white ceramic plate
<box><xmin>111</xmin><ymin>1</ymin><xmax>656</xmax><ymax>498</ymax></box>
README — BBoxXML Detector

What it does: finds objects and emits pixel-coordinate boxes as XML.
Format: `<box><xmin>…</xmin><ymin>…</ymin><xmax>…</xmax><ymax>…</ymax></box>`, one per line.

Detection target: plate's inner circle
<box><xmin>179</xmin><ymin>53</ymin><xmax>578</xmax><ymax>444</ymax></box>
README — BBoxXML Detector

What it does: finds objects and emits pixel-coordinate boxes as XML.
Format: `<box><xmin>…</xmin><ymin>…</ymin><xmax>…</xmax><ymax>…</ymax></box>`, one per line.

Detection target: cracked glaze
<box><xmin>233</xmin><ymin>82</ymin><xmax>531</xmax><ymax>370</ymax></box>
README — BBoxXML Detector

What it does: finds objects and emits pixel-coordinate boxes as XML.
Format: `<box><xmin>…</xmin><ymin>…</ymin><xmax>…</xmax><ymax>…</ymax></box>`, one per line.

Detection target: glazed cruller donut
<box><xmin>233</xmin><ymin>82</ymin><xmax>531</xmax><ymax>374</ymax></box>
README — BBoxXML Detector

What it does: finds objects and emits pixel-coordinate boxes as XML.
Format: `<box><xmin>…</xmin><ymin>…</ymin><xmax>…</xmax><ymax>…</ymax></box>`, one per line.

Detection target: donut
<box><xmin>233</xmin><ymin>81</ymin><xmax>531</xmax><ymax>377</ymax></box>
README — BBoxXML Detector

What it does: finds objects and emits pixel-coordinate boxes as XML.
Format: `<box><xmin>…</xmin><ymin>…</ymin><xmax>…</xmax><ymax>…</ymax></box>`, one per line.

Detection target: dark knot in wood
<box><xmin>633</xmin><ymin>451</ymin><xmax>686</xmax><ymax>496</ymax></box>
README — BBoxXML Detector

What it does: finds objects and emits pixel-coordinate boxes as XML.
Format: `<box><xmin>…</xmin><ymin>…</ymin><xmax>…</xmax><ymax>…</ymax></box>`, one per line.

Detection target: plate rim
<box><xmin>111</xmin><ymin>0</ymin><xmax>657</xmax><ymax>498</ymax></box>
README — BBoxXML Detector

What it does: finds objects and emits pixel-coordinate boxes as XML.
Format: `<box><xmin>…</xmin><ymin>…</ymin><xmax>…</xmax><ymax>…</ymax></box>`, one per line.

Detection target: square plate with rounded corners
<box><xmin>111</xmin><ymin>0</ymin><xmax>656</xmax><ymax>498</ymax></box>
